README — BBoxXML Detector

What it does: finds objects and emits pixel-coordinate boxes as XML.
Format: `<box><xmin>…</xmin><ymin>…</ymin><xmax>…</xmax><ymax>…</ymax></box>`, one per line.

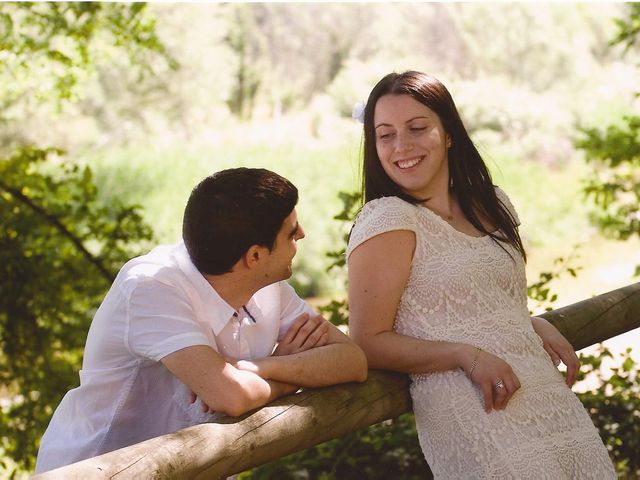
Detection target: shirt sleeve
<box><xmin>126</xmin><ymin>279</ymin><xmax>210</xmax><ymax>361</ymax></box>
<box><xmin>346</xmin><ymin>196</ymin><xmax>418</xmax><ymax>259</ymax></box>
<box><xmin>494</xmin><ymin>186</ymin><xmax>521</xmax><ymax>227</ymax></box>
<box><xmin>276</xmin><ymin>281</ymin><xmax>316</xmax><ymax>341</ymax></box>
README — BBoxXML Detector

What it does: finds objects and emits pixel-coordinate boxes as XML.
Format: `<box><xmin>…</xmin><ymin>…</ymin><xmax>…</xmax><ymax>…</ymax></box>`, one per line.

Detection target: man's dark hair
<box><xmin>182</xmin><ymin>167</ymin><xmax>298</xmax><ymax>275</ymax></box>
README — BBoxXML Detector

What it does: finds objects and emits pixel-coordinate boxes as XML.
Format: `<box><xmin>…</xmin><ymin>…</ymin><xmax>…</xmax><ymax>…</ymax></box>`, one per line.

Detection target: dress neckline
<box><xmin>416</xmin><ymin>204</ymin><xmax>495</xmax><ymax>240</ymax></box>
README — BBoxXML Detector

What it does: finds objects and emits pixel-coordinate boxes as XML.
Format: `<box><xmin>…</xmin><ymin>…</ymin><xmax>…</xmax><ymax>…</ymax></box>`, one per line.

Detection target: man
<box><xmin>35</xmin><ymin>168</ymin><xmax>367</xmax><ymax>473</ymax></box>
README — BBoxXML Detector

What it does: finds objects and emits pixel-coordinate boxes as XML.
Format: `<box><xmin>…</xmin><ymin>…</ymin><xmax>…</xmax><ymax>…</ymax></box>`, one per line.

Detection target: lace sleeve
<box><xmin>346</xmin><ymin>196</ymin><xmax>418</xmax><ymax>259</ymax></box>
<box><xmin>495</xmin><ymin>186</ymin><xmax>521</xmax><ymax>227</ymax></box>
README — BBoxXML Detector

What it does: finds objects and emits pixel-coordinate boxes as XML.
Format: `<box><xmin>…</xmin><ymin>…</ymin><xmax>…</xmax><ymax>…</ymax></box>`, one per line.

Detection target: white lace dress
<box><xmin>346</xmin><ymin>189</ymin><xmax>616</xmax><ymax>479</ymax></box>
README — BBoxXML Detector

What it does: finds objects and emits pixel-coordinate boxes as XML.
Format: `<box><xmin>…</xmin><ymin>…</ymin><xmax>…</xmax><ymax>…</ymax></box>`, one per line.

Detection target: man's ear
<box><xmin>243</xmin><ymin>244</ymin><xmax>267</xmax><ymax>269</ymax></box>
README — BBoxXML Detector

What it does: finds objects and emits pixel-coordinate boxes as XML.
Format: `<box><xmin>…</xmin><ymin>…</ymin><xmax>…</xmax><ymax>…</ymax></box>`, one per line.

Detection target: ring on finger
<box><xmin>494</xmin><ymin>380</ymin><xmax>505</xmax><ymax>390</ymax></box>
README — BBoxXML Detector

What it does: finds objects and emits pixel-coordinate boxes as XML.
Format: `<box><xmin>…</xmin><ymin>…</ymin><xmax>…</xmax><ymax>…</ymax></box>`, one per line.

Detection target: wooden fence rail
<box><xmin>36</xmin><ymin>282</ymin><xmax>640</xmax><ymax>479</ymax></box>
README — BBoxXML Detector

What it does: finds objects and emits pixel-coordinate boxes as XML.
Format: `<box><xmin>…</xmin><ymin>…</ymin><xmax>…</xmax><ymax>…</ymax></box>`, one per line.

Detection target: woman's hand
<box><xmin>531</xmin><ymin>316</ymin><xmax>579</xmax><ymax>387</ymax></box>
<box><xmin>461</xmin><ymin>346</ymin><xmax>521</xmax><ymax>413</ymax></box>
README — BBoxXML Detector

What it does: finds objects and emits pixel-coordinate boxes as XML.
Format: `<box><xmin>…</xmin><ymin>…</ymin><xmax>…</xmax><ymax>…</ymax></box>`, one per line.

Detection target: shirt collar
<box><xmin>173</xmin><ymin>241</ymin><xmax>236</xmax><ymax>336</ymax></box>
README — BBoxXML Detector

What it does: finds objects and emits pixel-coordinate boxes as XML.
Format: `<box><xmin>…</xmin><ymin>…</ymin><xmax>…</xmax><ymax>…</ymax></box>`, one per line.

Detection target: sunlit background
<box><xmin>2</xmin><ymin>2</ymin><xmax>639</xmax><ymax>476</ymax></box>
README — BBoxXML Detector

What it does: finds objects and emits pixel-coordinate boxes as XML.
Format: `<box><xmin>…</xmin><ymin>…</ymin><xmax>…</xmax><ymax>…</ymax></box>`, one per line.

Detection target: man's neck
<box><xmin>203</xmin><ymin>272</ymin><xmax>257</xmax><ymax>312</ymax></box>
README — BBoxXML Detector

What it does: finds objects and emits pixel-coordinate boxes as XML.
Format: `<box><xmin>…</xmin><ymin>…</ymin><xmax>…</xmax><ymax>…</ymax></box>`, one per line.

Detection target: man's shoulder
<box><xmin>252</xmin><ymin>281</ymin><xmax>286</xmax><ymax>302</ymax></box>
<box><xmin>116</xmin><ymin>243</ymin><xmax>185</xmax><ymax>292</ymax></box>
<box><xmin>252</xmin><ymin>281</ymin><xmax>301</xmax><ymax>308</ymax></box>
<box><xmin>252</xmin><ymin>281</ymin><xmax>310</xmax><ymax>317</ymax></box>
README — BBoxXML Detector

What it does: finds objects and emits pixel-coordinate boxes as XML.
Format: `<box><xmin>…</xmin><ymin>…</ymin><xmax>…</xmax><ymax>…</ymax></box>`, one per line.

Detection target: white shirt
<box><xmin>35</xmin><ymin>242</ymin><xmax>314</xmax><ymax>473</ymax></box>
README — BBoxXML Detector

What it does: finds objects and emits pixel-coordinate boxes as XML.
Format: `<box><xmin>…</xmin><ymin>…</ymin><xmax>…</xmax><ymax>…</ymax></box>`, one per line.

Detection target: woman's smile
<box><xmin>395</xmin><ymin>156</ymin><xmax>424</xmax><ymax>170</ymax></box>
<box><xmin>374</xmin><ymin>94</ymin><xmax>450</xmax><ymax>199</ymax></box>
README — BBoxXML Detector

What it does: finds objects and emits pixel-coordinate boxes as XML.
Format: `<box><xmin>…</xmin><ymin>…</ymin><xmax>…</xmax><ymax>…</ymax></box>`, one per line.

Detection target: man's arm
<box><xmin>161</xmin><ymin>345</ymin><xmax>298</xmax><ymax>417</ymax></box>
<box><xmin>235</xmin><ymin>320</ymin><xmax>368</xmax><ymax>387</ymax></box>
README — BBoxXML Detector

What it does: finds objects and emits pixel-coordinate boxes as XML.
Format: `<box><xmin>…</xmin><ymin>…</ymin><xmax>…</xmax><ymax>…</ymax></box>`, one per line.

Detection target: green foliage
<box><xmin>0</xmin><ymin>2</ymin><xmax>171</xmax><ymax>110</ymax></box>
<box><xmin>325</xmin><ymin>190</ymin><xmax>362</xmax><ymax>272</ymax></box>
<box><xmin>0</xmin><ymin>147</ymin><xmax>153</xmax><ymax>468</ymax></box>
<box><xmin>611</xmin><ymin>3</ymin><xmax>640</xmax><ymax>53</ymax></box>
<box><xmin>578</xmin><ymin>116</ymin><xmax>640</xmax><ymax>242</ymax></box>
<box><xmin>577</xmin><ymin>346</ymin><xmax>640</xmax><ymax>478</ymax></box>
<box><xmin>316</xmin><ymin>190</ymin><xmax>361</xmax><ymax>327</ymax></box>
<box><xmin>577</xmin><ymin>3</ymin><xmax>640</xmax><ymax>251</ymax></box>
<box><xmin>527</xmin><ymin>247</ymin><xmax>582</xmax><ymax>313</ymax></box>
<box><xmin>0</xmin><ymin>3</ymin><xmax>168</xmax><ymax>472</ymax></box>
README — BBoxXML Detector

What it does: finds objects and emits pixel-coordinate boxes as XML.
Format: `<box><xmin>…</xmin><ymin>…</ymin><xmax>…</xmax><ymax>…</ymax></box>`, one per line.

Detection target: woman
<box><xmin>347</xmin><ymin>71</ymin><xmax>615</xmax><ymax>479</ymax></box>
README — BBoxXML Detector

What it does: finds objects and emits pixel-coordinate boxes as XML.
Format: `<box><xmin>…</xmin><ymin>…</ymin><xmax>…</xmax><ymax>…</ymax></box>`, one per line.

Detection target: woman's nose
<box><xmin>394</xmin><ymin>132</ymin><xmax>413</xmax><ymax>152</ymax></box>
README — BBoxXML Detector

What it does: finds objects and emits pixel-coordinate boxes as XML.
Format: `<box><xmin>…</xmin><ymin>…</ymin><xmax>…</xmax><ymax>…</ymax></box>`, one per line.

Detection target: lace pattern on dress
<box><xmin>347</xmin><ymin>190</ymin><xmax>615</xmax><ymax>479</ymax></box>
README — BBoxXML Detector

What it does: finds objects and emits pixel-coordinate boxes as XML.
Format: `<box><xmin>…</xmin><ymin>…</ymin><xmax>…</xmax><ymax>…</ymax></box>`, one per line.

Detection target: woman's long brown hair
<box><xmin>361</xmin><ymin>71</ymin><xmax>526</xmax><ymax>261</ymax></box>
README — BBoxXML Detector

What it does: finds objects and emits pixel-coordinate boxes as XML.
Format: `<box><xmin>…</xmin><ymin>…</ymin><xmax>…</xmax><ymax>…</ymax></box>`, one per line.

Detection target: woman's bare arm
<box><xmin>348</xmin><ymin>229</ymin><xmax>520</xmax><ymax>412</ymax></box>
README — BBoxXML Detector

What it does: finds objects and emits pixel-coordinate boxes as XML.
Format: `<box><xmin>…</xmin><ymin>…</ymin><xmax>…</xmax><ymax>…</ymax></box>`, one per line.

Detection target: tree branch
<box><xmin>0</xmin><ymin>179</ymin><xmax>115</xmax><ymax>282</ymax></box>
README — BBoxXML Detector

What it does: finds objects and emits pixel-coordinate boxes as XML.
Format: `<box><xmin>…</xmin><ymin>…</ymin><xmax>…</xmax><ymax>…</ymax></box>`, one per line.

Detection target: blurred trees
<box><xmin>577</xmin><ymin>4</ymin><xmax>640</xmax><ymax>268</ymax></box>
<box><xmin>0</xmin><ymin>148</ymin><xmax>153</xmax><ymax>469</ymax></box>
<box><xmin>578</xmin><ymin>346</ymin><xmax>640</xmax><ymax>477</ymax></box>
<box><xmin>224</xmin><ymin>5</ymin><xmax>264</xmax><ymax>120</ymax></box>
<box><xmin>0</xmin><ymin>2</ymin><xmax>167</xmax><ymax>470</ymax></box>
<box><xmin>5</xmin><ymin>4</ymin><xmax>632</xmax><ymax>158</ymax></box>
<box><xmin>0</xmin><ymin>2</ymin><xmax>174</xmax><ymax>147</ymax></box>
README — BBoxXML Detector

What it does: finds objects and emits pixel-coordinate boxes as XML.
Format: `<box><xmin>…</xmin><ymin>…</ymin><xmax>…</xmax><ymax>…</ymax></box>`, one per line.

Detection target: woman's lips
<box><xmin>395</xmin><ymin>157</ymin><xmax>423</xmax><ymax>169</ymax></box>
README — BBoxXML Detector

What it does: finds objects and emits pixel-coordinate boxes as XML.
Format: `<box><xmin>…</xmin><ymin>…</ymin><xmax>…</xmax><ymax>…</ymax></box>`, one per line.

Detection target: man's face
<box><xmin>263</xmin><ymin>209</ymin><xmax>305</xmax><ymax>282</ymax></box>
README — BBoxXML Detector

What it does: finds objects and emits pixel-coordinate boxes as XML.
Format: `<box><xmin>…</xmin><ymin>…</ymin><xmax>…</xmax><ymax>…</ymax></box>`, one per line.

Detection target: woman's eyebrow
<box><xmin>375</xmin><ymin>116</ymin><xmax>429</xmax><ymax>129</ymax></box>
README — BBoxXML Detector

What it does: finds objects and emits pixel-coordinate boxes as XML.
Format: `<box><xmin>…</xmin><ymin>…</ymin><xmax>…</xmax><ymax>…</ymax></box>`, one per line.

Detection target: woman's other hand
<box><xmin>531</xmin><ymin>316</ymin><xmax>580</xmax><ymax>387</ymax></box>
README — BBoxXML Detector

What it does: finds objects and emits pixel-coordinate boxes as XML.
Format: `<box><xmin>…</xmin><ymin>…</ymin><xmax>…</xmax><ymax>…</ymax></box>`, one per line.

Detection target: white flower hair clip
<box><xmin>351</xmin><ymin>101</ymin><xmax>365</xmax><ymax>124</ymax></box>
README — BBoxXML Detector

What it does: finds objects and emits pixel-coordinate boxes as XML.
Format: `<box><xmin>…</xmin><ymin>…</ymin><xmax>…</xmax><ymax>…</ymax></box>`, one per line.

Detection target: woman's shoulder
<box><xmin>493</xmin><ymin>185</ymin><xmax>520</xmax><ymax>225</ymax></box>
<box><xmin>358</xmin><ymin>195</ymin><xmax>416</xmax><ymax>218</ymax></box>
<box><xmin>348</xmin><ymin>196</ymin><xmax>418</xmax><ymax>257</ymax></box>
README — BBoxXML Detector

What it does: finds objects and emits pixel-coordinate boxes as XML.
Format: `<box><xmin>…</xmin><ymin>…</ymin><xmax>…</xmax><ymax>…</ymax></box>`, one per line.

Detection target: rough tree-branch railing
<box><xmin>36</xmin><ymin>282</ymin><xmax>640</xmax><ymax>479</ymax></box>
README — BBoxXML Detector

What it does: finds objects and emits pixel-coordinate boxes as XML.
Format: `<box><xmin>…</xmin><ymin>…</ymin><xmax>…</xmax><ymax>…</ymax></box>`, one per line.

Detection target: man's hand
<box><xmin>273</xmin><ymin>313</ymin><xmax>329</xmax><ymax>356</ymax></box>
<box><xmin>189</xmin><ymin>389</ymin><xmax>215</xmax><ymax>414</ymax></box>
<box><xmin>531</xmin><ymin>316</ymin><xmax>580</xmax><ymax>387</ymax></box>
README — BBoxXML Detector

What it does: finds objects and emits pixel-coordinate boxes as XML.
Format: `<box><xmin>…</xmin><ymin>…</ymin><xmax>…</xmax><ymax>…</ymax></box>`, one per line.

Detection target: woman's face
<box><xmin>373</xmin><ymin>94</ymin><xmax>450</xmax><ymax>200</ymax></box>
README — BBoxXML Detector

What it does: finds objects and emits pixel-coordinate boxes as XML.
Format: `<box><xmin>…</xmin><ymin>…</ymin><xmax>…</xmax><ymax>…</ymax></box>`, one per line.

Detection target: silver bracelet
<box><xmin>468</xmin><ymin>347</ymin><xmax>482</xmax><ymax>379</ymax></box>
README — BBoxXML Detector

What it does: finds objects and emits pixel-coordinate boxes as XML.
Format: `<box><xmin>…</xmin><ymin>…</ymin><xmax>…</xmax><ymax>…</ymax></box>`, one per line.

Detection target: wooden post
<box><xmin>35</xmin><ymin>371</ymin><xmax>410</xmax><ymax>479</ymax></box>
<box><xmin>35</xmin><ymin>282</ymin><xmax>640</xmax><ymax>479</ymax></box>
<box><xmin>540</xmin><ymin>281</ymin><xmax>640</xmax><ymax>350</ymax></box>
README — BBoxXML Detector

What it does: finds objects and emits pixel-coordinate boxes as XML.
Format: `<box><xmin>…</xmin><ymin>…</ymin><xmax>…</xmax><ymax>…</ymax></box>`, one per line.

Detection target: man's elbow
<box><xmin>208</xmin><ymin>378</ymin><xmax>267</xmax><ymax>417</ymax></box>
<box><xmin>216</xmin><ymin>391</ymin><xmax>259</xmax><ymax>417</ymax></box>
<box><xmin>221</xmin><ymin>400</ymin><xmax>252</xmax><ymax>418</ymax></box>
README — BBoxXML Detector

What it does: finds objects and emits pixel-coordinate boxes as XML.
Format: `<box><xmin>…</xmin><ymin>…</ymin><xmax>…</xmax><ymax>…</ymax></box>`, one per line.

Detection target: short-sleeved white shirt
<box><xmin>35</xmin><ymin>242</ymin><xmax>314</xmax><ymax>473</ymax></box>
